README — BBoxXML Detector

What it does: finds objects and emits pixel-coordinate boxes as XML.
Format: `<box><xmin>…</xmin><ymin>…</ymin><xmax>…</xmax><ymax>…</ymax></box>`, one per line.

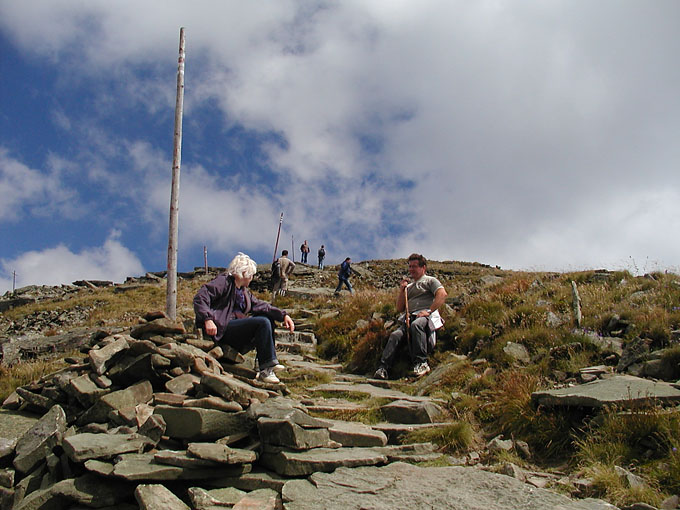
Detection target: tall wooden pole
<box><xmin>166</xmin><ymin>27</ymin><xmax>186</xmax><ymax>321</ymax></box>
<box><xmin>272</xmin><ymin>213</ymin><xmax>283</xmax><ymax>262</ymax></box>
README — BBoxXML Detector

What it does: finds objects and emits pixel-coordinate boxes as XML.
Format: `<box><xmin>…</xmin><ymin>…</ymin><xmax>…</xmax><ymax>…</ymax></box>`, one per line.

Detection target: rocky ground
<box><xmin>0</xmin><ymin>261</ymin><xmax>679</xmax><ymax>509</ymax></box>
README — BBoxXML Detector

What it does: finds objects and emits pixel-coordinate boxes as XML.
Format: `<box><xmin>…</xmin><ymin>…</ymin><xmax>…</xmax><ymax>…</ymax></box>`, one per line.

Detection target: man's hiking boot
<box><xmin>413</xmin><ymin>362</ymin><xmax>431</xmax><ymax>378</ymax></box>
<box><xmin>373</xmin><ymin>367</ymin><xmax>388</xmax><ymax>380</ymax></box>
<box><xmin>256</xmin><ymin>367</ymin><xmax>280</xmax><ymax>384</ymax></box>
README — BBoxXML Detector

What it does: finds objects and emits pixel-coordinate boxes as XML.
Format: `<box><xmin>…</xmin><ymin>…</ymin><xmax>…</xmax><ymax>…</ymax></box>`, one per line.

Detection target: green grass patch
<box><xmin>403</xmin><ymin>422</ymin><xmax>476</xmax><ymax>453</ymax></box>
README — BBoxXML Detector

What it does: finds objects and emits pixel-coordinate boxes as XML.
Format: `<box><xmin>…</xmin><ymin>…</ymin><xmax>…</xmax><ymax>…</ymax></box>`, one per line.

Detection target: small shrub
<box><xmin>403</xmin><ymin>421</ymin><xmax>477</xmax><ymax>453</ymax></box>
<box><xmin>484</xmin><ymin>369</ymin><xmax>576</xmax><ymax>457</ymax></box>
<box><xmin>584</xmin><ymin>463</ymin><xmax>662</xmax><ymax>508</ymax></box>
<box><xmin>457</xmin><ymin>325</ymin><xmax>492</xmax><ymax>354</ymax></box>
<box><xmin>348</xmin><ymin>320</ymin><xmax>390</xmax><ymax>374</ymax></box>
<box><xmin>462</xmin><ymin>300</ymin><xmax>506</xmax><ymax>328</ymax></box>
<box><xmin>660</xmin><ymin>346</ymin><xmax>680</xmax><ymax>380</ymax></box>
<box><xmin>508</xmin><ymin>304</ymin><xmax>543</xmax><ymax>328</ymax></box>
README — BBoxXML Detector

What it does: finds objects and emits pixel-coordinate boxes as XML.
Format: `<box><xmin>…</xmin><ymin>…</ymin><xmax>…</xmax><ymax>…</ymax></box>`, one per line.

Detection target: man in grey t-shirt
<box><xmin>374</xmin><ymin>253</ymin><xmax>447</xmax><ymax>379</ymax></box>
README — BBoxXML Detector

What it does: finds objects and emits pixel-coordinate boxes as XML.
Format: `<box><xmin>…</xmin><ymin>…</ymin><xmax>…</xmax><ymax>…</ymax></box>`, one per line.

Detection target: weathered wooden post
<box><xmin>272</xmin><ymin>213</ymin><xmax>283</xmax><ymax>262</ymax></box>
<box><xmin>571</xmin><ymin>280</ymin><xmax>582</xmax><ymax>328</ymax></box>
<box><xmin>166</xmin><ymin>27</ymin><xmax>186</xmax><ymax>321</ymax></box>
<box><xmin>203</xmin><ymin>246</ymin><xmax>208</xmax><ymax>274</ymax></box>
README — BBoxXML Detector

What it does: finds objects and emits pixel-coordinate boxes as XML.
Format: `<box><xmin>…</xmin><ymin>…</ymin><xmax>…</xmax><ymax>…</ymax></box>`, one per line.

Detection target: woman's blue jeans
<box><xmin>222</xmin><ymin>316</ymin><xmax>278</xmax><ymax>369</ymax></box>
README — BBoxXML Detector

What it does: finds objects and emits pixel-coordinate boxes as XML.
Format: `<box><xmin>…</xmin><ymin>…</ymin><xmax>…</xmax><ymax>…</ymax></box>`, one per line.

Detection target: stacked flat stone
<box><xmin>0</xmin><ymin>314</ymin><xmax>440</xmax><ymax>509</ymax></box>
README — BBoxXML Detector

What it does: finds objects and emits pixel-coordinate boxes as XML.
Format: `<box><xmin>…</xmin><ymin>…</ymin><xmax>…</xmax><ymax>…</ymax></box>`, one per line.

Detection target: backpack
<box><xmin>271</xmin><ymin>259</ymin><xmax>281</xmax><ymax>282</ymax></box>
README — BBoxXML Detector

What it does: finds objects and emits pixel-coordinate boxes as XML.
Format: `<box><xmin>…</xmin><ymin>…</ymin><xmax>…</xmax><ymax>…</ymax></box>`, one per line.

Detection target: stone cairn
<box><xmin>0</xmin><ymin>312</ymin><xmax>438</xmax><ymax>510</ymax></box>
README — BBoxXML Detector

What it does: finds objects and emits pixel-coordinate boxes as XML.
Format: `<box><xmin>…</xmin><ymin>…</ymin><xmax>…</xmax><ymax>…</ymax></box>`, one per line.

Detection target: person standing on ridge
<box><xmin>374</xmin><ymin>253</ymin><xmax>447</xmax><ymax>379</ymax></box>
<box><xmin>272</xmin><ymin>250</ymin><xmax>295</xmax><ymax>298</ymax></box>
<box><xmin>317</xmin><ymin>245</ymin><xmax>326</xmax><ymax>269</ymax></box>
<box><xmin>300</xmin><ymin>240</ymin><xmax>310</xmax><ymax>264</ymax></box>
<box><xmin>334</xmin><ymin>257</ymin><xmax>354</xmax><ymax>295</ymax></box>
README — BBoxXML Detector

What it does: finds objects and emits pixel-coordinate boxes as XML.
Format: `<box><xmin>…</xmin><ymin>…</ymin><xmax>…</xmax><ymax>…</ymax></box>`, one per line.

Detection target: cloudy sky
<box><xmin>1</xmin><ymin>1</ymin><xmax>679</xmax><ymax>293</ymax></box>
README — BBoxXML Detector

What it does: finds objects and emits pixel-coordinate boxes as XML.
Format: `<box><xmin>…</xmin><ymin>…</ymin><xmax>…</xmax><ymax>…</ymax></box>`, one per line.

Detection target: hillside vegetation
<box><xmin>1</xmin><ymin>259</ymin><xmax>680</xmax><ymax>507</ymax></box>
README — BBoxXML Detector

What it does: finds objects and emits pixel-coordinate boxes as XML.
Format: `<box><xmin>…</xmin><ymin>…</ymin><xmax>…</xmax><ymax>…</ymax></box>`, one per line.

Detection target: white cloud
<box><xmin>0</xmin><ymin>232</ymin><xmax>144</xmax><ymax>293</ymax></box>
<box><xmin>0</xmin><ymin>148</ymin><xmax>79</xmax><ymax>221</ymax></box>
<box><xmin>1</xmin><ymin>1</ymin><xmax>679</xmax><ymax>272</ymax></box>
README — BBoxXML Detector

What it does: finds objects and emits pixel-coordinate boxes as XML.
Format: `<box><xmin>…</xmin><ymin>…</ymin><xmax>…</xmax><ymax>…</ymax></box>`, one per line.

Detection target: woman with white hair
<box><xmin>193</xmin><ymin>252</ymin><xmax>294</xmax><ymax>384</ymax></box>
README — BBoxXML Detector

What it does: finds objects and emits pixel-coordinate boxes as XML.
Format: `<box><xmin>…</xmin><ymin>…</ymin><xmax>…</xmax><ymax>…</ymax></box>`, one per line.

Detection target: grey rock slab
<box><xmin>188</xmin><ymin>486</ymin><xmax>245</xmax><ymax>509</ymax></box>
<box><xmin>302</xmin><ymin>398</ymin><xmax>367</xmax><ymax>413</ymax></box>
<box><xmin>183</xmin><ymin>396</ymin><xmax>243</xmax><ymax>413</ymax></box>
<box><xmin>67</xmin><ymin>373</ymin><xmax>109</xmax><ymax>407</ymax></box>
<box><xmin>153</xmin><ymin>405</ymin><xmax>253</xmax><ymax>440</ymax></box>
<box><xmin>0</xmin><ymin>410</ymin><xmax>37</xmax><ymax>441</ymax></box>
<box><xmin>62</xmin><ymin>432</ymin><xmax>152</xmax><ymax>462</ymax></box>
<box><xmin>15</xmin><ymin>473</ymin><xmax>132</xmax><ymax>510</ymax></box>
<box><xmin>201</xmin><ymin>372</ymin><xmax>270</xmax><ymax>405</ymax></box>
<box><xmin>135</xmin><ymin>483</ymin><xmax>190</xmax><ymax>510</ymax></box>
<box><xmin>89</xmin><ymin>336</ymin><xmax>129</xmax><ymax>375</ymax></box>
<box><xmin>154</xmin><ymin>449</ymin><xmax>221</xmax><ymax>468</ymax></box>
<box><xmin>380</xmin><ymin>399</ymin><xmax>445</xmax><ymax>424</ymax></box>
<box><xmin>201</xmin><ymin>468</ymin><xmax>288</xmax><ymax>493</ymax></box>
<box><xmin>165</xmin><ymin>373</ymin><xmax>201</xmax><ymax>394</ymax></box>
<box><xmin>233</xmin><ymin>488</ymin><xmax>281</xmax><ymax>510</ymax></box>
<box><xmin>285</xmin><ymin>360</ymin><xmax>341</xmax><ymax>374</ymax></box>
<box><xmin>503</xmin><ymin>341</ymin><xmax>531</xmax><ymax>363</ymax></box>
<box><xmin>311</xmin><ymin>382</ymin><xmax>438</xmax><ymax>403</ymax></box>
<box><xmin>531</xmin><ymin>374</ymin><xmax>680</xmax><ymax>408</ymax></box>
<box><xmin>248</xmin><ymin>397</ymin><xmax>331</xmax><ymax>428</ymax></box>
<box><xmin>79</xmin><ymin>379</ymin><xmax>153</xmax><ymax>424</ymax></box>
<box><xmin>324</xmin><ymin>419</ymin><xmax>388</xmax><ymax>447</ymax></box>
<box><xmin>281</xmin><ymin>462</ymin><xmax>619</xmax><ymax>510</ymax></box>
<box><xmin>188</xmin><ymin>442</ymin><xmax>257</xmax><ymax>464</ymax></box>
<box><xmin>130</xmin><ymin>318</ymin><xmax>186</xmax><ymax>339</ymax></box>
<box><xmin>13</xmin><ymin>404</ymin><xmax>67</xmax><ymax>473</ymax></box>
<box><xmin>111</xmin><ymin>452</ymin><xmax>252</xmax><ymax>481</ymax></box>
<box><xmin>371</xmin><ymin>442</ymin><xmax>441</xmax><ymax>463</ymax></box>
<box><xmin>258</xmin><ymin>418</ymin><xmax>332</xmax><ymax>450</ymax></box>
<box><xmin>259</xmin><ymin>446</ymin><xmax>388</xmax><ymax>477</ymax></box>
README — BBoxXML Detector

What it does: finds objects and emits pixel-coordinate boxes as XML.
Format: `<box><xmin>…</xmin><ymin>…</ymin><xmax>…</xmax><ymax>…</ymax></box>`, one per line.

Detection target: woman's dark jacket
<box><xmin>193</xmin><ymin>274</ymin><xmax>287</xmax><ymax>342</ymax></box>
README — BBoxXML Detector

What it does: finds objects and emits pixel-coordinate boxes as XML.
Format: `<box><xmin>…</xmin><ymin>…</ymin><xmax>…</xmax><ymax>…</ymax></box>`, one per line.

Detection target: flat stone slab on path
<box><xmin>531</xmin><ymin>374</ymin><xmax>680</xmax><ymax>408</ymax></box>
<box><xmin>311</xmin><ymin>382</ymin><xmax>441</xmax><ymax>403</ymax></box>
<box><xmin>281</xmin><ymin>462</ymin><xmax>618</xmax><ymax>510</ymax></box>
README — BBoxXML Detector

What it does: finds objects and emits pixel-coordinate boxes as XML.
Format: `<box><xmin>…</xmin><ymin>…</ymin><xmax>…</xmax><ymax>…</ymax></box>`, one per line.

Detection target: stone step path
<box><xmin>277</xmin><ymin>350</ymin><xmax>457</xmax><ymax>450</ymax></box>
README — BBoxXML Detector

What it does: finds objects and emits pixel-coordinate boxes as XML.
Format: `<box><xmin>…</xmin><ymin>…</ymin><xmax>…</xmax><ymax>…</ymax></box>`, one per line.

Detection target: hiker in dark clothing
<box><xmin>334</xmin><ymin>257</ymin><xmax>353</xmax><ymax>295</ymax></box>
<box><xmin>318</xmin><ymin>245</ymin><xmax>326</xmax><ymax>269</ymax></box>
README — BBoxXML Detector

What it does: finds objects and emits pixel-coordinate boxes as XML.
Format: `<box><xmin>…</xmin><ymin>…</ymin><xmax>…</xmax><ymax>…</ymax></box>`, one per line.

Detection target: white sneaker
<box><xmin>256</xmin><ymin>367</ymin><xmax>280</xmax><ymax>384</ymax></box>
<box><xmin>273</xmin><ymin>363</ymin><xmax>285</xmax><ymax>372</ymax></box>
<box><xmin>413</xmin><ymin>362</ymin><xmax>431</xmax><ymax>377</ymax></box>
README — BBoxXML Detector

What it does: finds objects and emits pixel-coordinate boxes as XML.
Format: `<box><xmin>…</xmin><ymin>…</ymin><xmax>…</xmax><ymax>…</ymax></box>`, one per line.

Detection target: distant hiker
<box><xmin>193</xmin><ymin>252</ymin><xmax>294</xmax><ymax>384</ymax></box>
<box><xmin>334</xmin><ymin>257</ymin><xmax>354</xmax><ymax>295</ymax></box>
<box><xmin>317</xmin><ymin>245</ymin><xmax>326</xmax><ymax>269</ymax></box>
<box><xmin>374</xmin><ymin>253</ymin><xmax>447</xmax><ymax>380</ymax></box>
<box><xmin>300</xmin><ymin>240</ymin><xmax>310</xmax><ymax>264</ymax></box>
<box><xmin>272</xmin><ymin>249</ymin><xmax>295</xmax><ymax>298</ymax></box>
